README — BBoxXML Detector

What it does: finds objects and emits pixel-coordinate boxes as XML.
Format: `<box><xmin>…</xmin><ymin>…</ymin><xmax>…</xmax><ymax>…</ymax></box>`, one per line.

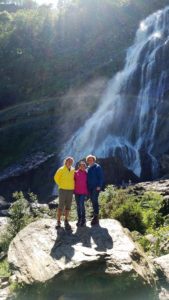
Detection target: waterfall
<box><xmin>61</xmin><ymin>6</ymin><xmax>169</xmax><ymax>178</ymax></box>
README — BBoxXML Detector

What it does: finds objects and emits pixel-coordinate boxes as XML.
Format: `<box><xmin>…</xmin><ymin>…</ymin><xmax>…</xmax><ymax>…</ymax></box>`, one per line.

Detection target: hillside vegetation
<box><xmin>0</xmin><ymin>0</ymin><xmax>169</xmax><ymax>171</ymax></box>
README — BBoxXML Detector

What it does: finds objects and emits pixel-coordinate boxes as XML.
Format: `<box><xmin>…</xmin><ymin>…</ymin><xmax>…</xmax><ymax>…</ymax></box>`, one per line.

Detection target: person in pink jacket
<box><xmin>74</xmin><ymin>161</ymin><xmax>88</xmax><ymax>227</ymax></box>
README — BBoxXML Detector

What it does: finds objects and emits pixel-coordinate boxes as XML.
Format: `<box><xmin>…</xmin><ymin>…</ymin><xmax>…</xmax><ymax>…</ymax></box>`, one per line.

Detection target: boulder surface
<box><xmin>8</xmin><ymin>219</ymin><xmax>154</xmax><ymax>284</ymax></box>
<box><xmin>154</xmin><ymin>254</ymin><xmax>169</xmax><ymax>282</ymax></box>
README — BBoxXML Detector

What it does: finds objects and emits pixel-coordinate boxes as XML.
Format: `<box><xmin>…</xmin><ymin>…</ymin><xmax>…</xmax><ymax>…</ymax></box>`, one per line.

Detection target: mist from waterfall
<box><xmin>61</xmin><ymin>6</ymin><xmax>169</xmax><ymax>178</ymax></box>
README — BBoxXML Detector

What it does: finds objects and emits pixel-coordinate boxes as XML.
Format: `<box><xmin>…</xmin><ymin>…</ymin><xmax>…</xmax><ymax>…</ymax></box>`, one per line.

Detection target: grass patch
<box><xmin>0</xmin><ymin>259</ymin><xmax>11</xmax><ymax>278</ymax></box>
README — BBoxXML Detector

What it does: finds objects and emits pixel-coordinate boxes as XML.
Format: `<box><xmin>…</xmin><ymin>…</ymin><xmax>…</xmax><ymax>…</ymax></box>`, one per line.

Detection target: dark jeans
<box><xmin>75</xmin><ymin>194</ymin><xmax>86</xmax><ymax>222</ymax></box>
<box><xmin>89</xmin><ymin>189</ymin><xmax>99</xmax><ymax>215</ymax></box>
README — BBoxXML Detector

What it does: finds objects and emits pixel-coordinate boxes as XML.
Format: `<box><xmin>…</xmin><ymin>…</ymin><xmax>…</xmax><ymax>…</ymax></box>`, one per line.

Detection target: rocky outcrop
<box><xmin>0</xmin><ymin>154</ymin><xmax>57</xmax><ymax>203</ymax></box>
<box><xmin>132</xmin><ymin>179</ymin><xmax>169</xmax><ymax>196</ymax></box>
<box><xmin>154</xmin><ymin>255</ymin><xmax>169</xmax><ymax>300</ymax></box>
<box><xmin>0</xmin><ymin>152</ymin><xmax>55</xmax><ymax>182</ymax></box>
<box><xmin>154</xmin><ymin>254</ymin><xmax>169</xmax><ymax>283</ymax></box>
<box><xmin>8</xmin><ymin>219</ymin><xmax>154</xmax><ymax>285</ymax></box>
<box><xmin>0</xmin><ymin>286</ymin><xmax>10</xmax><ymax>300</ymax></box>
<box><xmin>98</xmin><ymin>157</ymin><xmax>139</xmax><ymax>186</ymax></box>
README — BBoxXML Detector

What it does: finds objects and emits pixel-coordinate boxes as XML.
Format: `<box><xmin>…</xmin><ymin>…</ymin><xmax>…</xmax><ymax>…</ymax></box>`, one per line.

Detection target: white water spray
<box><xmin>61</xmin><ymin>7</ymin><xmax>169</xmax><ymax>178</ymax></box>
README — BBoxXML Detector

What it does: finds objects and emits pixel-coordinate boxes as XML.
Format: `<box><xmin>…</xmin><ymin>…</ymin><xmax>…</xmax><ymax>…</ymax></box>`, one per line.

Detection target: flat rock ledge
<box><xmin>8</xmin><ymin>219</ymin><xmax>154</xmax><ymax>285</ymax></box>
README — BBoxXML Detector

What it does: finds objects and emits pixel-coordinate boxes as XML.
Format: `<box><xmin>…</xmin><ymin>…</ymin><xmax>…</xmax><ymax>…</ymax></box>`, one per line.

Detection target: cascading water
<box><xmin>61</xmin><ymin>6</ymin><xmax>169</xmax><ymax>178</ymax></box>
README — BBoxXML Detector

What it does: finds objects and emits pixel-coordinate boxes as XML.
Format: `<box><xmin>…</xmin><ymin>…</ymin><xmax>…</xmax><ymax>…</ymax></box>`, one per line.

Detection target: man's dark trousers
<box><xmin>89</xmin><ymin>189</ymin><xmax>99</xmax><ymax>216</ymax></box>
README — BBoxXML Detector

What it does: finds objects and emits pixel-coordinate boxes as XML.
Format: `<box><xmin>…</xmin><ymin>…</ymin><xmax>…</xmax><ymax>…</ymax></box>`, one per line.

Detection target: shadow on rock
<box><xmin>50</xmin><ymin>228</ymin><xmax>76</xmax><ymax>263</ymax></box>
<box><xmin>50</xmin><ymin>223</ymin><xmax>113</xmax><ymax>263</ymax></box>
<box><xmin>75</xmin><ymin>224</ymin><xmax>113</xmax><ymax>251</ymax></box>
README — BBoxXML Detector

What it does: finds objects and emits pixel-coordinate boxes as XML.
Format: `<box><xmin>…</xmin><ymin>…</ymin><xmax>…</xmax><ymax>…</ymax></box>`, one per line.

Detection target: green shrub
<box><xmin>140</xmin><ymin>192</ymin><xmax>164</xmax><ymax>231</ymax></box>
<box><xmin>0</xmin><ymin>259</ymin><xmax>11</xmax><ymax>278</ymax></box>
<box><xmin>9</xmin><ymin>191</ymin><xmax>34</xmax><ymax>236</ymax></box>
<box><xmin>99</xmin><ymin>186</ymin><xmax>165</xmax><ymax>234</ymax></box>
<box><xmin>143</xmin><ymin>209</ymin><xmax>163</xmax><ymax>231</ymax></box>
<box><xmin>113</xmin><ymin>202</ymin><xmax>146</xmax><ymax>234</ymax></box>
<box><xmin>99</xmin><ymin>186</ymin><xmax>135</xmax><ymax>218</ymax></box>
<box><xmin>0</xmin><ymin>233</ymin><xmax>13</xmax><ymax>253</ymax></box>
<box><xmin>0</xmin><ymin>191</ymin><xmax>37</xmax><ymax>252</ymax></box>
<box><xmin>140</xmin><ymin>191</ymin><xmax>163</xmax><ymax>209</ymax></box>
<box><xmin>149</xmin><ymin>226</ymin><xmax>169</xmax><ymax>256</ymax></box>
<box><xmin>137</xmin><ymin>225</ymin><xmax>169</xmax><ymax>256</ymax></box>
<box><xmin>138</xmin><ymin>236</ymin><xmax>151</xmax><ymax>253</ymax></box>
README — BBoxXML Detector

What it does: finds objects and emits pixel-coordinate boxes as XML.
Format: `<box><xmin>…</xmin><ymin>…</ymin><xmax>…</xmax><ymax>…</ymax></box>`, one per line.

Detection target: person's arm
<box><xmin>54</xmin><ymin>168</ymin><xmax>62</xmax><ymax>186</ymax></box>
<box><xmin>74</xmin><ymin>172</ymin><xmax>77</xmax><ymax>193</ymax></box>
<box><xmin>96</xmin><ymin>165</ymin><xmax>104</xmax><ymax>191</ymax></box>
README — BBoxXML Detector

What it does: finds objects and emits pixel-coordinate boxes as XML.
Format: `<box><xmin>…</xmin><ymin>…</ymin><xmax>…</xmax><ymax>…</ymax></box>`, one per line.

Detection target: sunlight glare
<box><xmin>152</xmin><ymin>31</ymin><xmax>162</xmax><ymax>39</ymax></box>
<box><xmin>140</xmin><ymin>21</ymin><xmax>147</xmax><ymax>32</ymax></box>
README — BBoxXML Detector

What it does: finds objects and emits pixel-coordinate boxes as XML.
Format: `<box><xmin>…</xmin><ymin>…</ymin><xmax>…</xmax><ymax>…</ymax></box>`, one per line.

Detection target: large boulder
<box><xmin>8</xmin><ymin>219</ymin><xmax>154</xmax><ymax>285</ymax></box>
<box><xmin>154</xmin><ymin>255</ymin><xmax>169</xmax><ymax>300</ymax></box>
<box><xmin>154</xmin><ymin>254</ymin><xmax>169</xmax><ymax>283</ymax></box>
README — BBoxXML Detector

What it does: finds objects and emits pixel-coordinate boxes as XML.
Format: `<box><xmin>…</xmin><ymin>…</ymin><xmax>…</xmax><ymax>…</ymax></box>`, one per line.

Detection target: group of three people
<box><xmin>54</xmin><ymin>155</ymin><xmax>104</xmax><ymax>230</ymax></box>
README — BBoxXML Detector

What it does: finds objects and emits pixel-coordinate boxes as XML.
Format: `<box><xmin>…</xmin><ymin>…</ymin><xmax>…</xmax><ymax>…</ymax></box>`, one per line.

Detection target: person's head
<box><xmin>86</xmin><ymin>154</ymin><xmax>96</xmax><ymax>166</ymax></box>
<box><xmin>64</xmin><ymin>156</ymin><xmax>74</xmax><ymax>168</ymax></box>
<box><xmin>78</xmin><ymin>160</ymin><xmax>87</xmax><ymax>171</ymax></box>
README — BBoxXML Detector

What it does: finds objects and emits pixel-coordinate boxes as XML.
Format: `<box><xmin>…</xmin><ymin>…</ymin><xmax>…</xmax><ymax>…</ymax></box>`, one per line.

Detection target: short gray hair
<box><xmin>64</xmin><ymin>156</ymin><xmax>74</xmax><ymax>165</ymax></box>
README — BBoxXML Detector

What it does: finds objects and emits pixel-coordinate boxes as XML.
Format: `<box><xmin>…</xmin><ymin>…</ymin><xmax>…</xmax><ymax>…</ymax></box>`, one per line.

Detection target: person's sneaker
<box><xmin>64</xmin><ymin>220</ymin><xmax>72</xmax><ymax>230</ymax></box>
<box><xmin>55</xmin><ymin>221</ymin><xmax>61</xmax><ymax>229</ymax></box>
<box><xmin>91</xmin><ymin>216</ymin><xmax>99</xmax><ymax>226</ymax></box>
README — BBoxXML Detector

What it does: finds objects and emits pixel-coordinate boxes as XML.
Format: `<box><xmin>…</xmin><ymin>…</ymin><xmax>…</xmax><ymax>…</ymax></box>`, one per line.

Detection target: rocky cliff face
<box><xmin>0</xmin><ymin>79</ymin><xmax>107</xmax><ymax>202</ymax></box>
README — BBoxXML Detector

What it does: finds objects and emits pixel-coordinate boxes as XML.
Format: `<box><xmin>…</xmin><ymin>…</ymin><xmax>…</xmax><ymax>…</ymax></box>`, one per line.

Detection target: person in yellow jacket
<box><xmin>54</xmin><ymin>156</ymin><xmax>75</xmax><ymax>230</ymax></box>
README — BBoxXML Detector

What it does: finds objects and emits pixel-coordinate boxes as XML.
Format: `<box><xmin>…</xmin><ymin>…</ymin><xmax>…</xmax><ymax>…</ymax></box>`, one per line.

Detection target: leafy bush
<box><xmin>99</xmin><ymin>186</ymin><xmax>164</xmax><ymax>234</ymax></box>
<box><xmin>140</xmin><ymin>192</ymin><xmax>164</xmax><ymax>231</ymax></box>
<box><xmin>100</xmin><ymin>186</ymin><xmax>145</xmax><ymax>233</ymax></box>
<box><xmin>138</xmin><ymin>225</ymin><xmax>169</xmax><ymax>256</ymax></box>
<box><xmin>113</xmin><ymin>202</ymin><xmax>146</xmax><ymax>234</ymax></box>
<box><xmin>143</xmin><ymin>209</ymin><xmax>163</xmax><ymax>231</ymax></box>
<box><xmin>9</xmin><ymin>191</ymin><xmax>34</xmax><ymax>236</ymax></box>
<box><xmin>137</xmin><ymin>236</ymin><xmax>151</xmax><ymax>253</ymax></box>
<box><xmin>0</xmin><ymin>191</ymin><xmax>38</xmax><ymax>252</ymax></box>
<box><xmin>0</xmin><ymin>259</ymin><xmax>11</xmax><ymax>278</ymax></box>
<box><xmin>99</xmin><ymin>186</ymin><xmax>135</xmax><ymax>218</ymax></box>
